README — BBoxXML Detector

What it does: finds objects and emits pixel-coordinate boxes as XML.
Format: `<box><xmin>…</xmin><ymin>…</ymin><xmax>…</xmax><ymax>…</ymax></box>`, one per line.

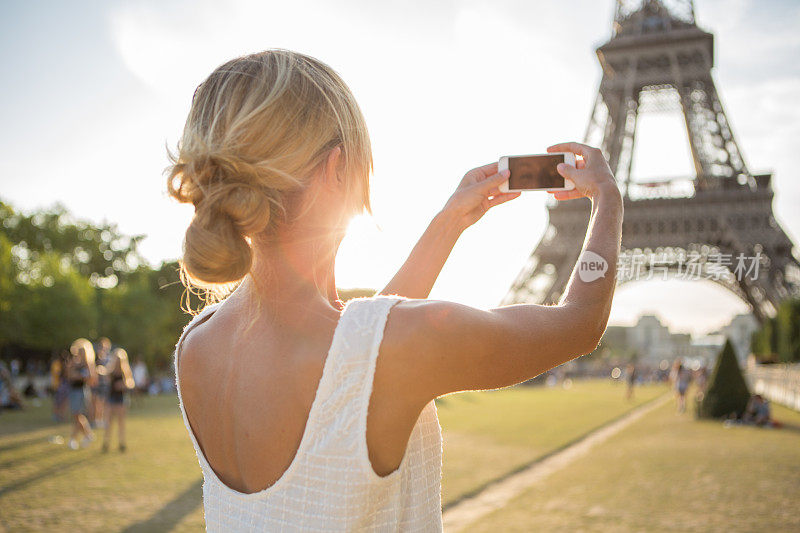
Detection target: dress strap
<box><xmin>306</xmin><ymin>295</ymin><xmax>407</xmax><ymax>452</ymax></box>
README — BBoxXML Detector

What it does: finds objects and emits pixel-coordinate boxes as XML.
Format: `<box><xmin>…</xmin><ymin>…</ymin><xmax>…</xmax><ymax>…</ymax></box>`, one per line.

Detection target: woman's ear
<box><xmin>323</xmin><ymin>146</ymin><xmax>343</xmax><ymax>187</ymax></box>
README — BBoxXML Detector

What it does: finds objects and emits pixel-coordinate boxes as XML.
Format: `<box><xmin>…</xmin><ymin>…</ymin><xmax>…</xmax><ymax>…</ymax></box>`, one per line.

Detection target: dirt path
<box><xmin>442</xmin><ymin>393</ymin><xmax>672</xmax><ymax>532</ymax></box>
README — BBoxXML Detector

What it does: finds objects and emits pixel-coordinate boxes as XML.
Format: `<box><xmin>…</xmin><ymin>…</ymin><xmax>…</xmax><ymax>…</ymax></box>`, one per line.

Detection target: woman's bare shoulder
<box><xmin>177</xmin><ymin>309</ymin><xmax>225</xmax><ymax>385</ymax></box>
<box><xmin>383</xmin><ymin>299</ymin><xmax>496</xmax><ymax>349</ymax></box>
<box><xmin>377</xmin><ymin>299</ymin><xmax>500</xmax><ymax>404</ymax></box>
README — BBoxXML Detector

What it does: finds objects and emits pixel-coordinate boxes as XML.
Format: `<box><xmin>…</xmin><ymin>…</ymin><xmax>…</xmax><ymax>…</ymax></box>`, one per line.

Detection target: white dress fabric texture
<box><xmin>173</xmin><ymin>295</ymin><xmax>444</xmax><ymax>532</ymax></box>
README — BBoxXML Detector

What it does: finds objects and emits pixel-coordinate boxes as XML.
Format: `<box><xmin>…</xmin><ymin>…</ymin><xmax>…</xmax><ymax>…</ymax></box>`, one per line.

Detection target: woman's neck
<box><xmin>244</xmin><ymin>232</ymin><xmax>341</xmax><ymax>311</ymax></box>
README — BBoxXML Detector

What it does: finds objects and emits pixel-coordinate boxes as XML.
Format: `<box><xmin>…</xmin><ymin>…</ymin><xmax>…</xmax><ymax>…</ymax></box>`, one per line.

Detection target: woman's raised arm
<box><xmin>378</xmin><ymin>143</ymin><xmax>624</xmax><ymax>403</ymax></box>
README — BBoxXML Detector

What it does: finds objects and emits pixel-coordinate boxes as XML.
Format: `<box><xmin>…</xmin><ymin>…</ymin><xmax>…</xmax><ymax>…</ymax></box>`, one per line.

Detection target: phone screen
<box><xmin>508</xmin><ymin>154</ymin><xmax>565</xmax><ymax>190</ymax></box>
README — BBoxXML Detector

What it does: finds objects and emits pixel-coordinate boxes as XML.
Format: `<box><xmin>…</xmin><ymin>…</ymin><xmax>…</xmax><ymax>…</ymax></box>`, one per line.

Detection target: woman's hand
<box><xmin>545</xmin><ymin>142</ymin><xmax>619</xmax><ymax>201</ymax></box>
<box><xmin>442</xmin><ymin>163</ymin><xmax>520</xmax><ymax>233</ymax></box>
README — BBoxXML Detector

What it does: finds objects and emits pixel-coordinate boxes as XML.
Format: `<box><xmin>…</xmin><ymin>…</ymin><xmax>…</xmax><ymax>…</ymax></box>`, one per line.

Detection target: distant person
<box><xmin>23</xmin><ymin>381</ymin><xmax>37</xmax><ymax>398</ymax></box>
<box><xmin>671</xmin><ymin>359</ymin><xmax>692</xmax><ymax>414</ymax></box>
<box><xmin>9</xmin><ymin>358</ymin><xmax>20</xmax><ymax>377</ymax></box>
<box><xmin>67</xmin><ymin>339</ymin><xmax>97</xmax><ymax>449</ymax></box>
<box><xmin>625</xmin><ymin>363</ymin><xmax>637</xmax><ymax>401</ymax></box>
<box><xmin>743</xmin><ymin>394</ymin><xmax>772</xmax><ymax>427</ymax></box>
<box><xmin>0</xmin><ymin>360</ymin><xmax>22</xmax><ymax>410</ymax></box>
<box><xmin>50</xmin><ymin>354</ymin><xmax>62</xmax><ymax>391</ymax></box>
<box><xmin>132</xmin><ymin>357</ymin><xmax>149</xmax><ymax>395</ymax></box>
<box><xmin>51</xmin><ymin>352</ymin><xmax>70</xmax><ymax>422</ymax></box>
<box><xmin>669</xmin><ymin>358</ymin><xmax>679</xmax><ymax>386</ymax></box>
<box><xmin>168</xmin><ymin>51</ymin><xmax>622</xmax><ymax>530</ymax></box>
<box><xmin>102</xmin><ymin>348</ymin><xmax>136</xmax><ymax>453</ymax></box>
<box><xmin>160</xmin><ymin>375</ymin><xmax>175</xmax><ymax>394</ymax></box>
<box><xmin>90</xmin><ymin>337</ymin><xmax>112</xmax><ymax>429</ymax></box>
<box><xmin>694</xmin><ymin>365</ymin><xmax>709</xmax><ymax>402</ymax></box>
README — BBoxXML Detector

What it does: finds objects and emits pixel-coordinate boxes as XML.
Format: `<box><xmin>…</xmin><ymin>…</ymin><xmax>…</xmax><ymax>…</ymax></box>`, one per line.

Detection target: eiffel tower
<box><xmin>502</xmin><ymin>0</ymin><xmax>800</xmax><ymax>322</ymax></box>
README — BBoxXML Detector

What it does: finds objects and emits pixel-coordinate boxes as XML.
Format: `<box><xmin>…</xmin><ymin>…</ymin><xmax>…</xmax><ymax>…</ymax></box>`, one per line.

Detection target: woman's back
<box><xmin>177</xmin><ymin>292</ymin><xmax>345</xmax><ymax>493</ymax></box>
<box><xmin>175</xmin><ymin>295</ymin><xmax>443</xmax><ymax>532</ymax></box>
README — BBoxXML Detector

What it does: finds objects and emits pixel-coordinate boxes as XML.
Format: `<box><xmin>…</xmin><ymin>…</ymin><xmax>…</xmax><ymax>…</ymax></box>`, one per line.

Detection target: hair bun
<box><xmin>212</xmin><ymin>182</ymin><xmax>272</xmax><ymax>236</ymax></box>
<box><xmin>182</xmin><ymin>202</ymin><xmax>253</xmax><ymax>285</ymax></box>
<box><xmin>173</xmin><ymin>151</ymin><xmax>282</xmax><ymax>286</ymax></box>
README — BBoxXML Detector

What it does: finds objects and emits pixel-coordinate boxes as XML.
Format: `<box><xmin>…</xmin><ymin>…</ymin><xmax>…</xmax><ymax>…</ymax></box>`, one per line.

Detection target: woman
<box><xmin>169</xmin><ymin>50</ymin><xmax>622</xmax><ymax>531</ymax></box>
<box><xmin>51</xmin><ymin>350</ymin><xmax>70</xmax><ymax>422</ymax></box>
<box><xmin>672</xmin><ymin>359</ymin><xmax>692</xmax><ymax>414</ymax></box>
<box><xmin>67</xmin><ymin>339</ymin><xmax>97</xmax><ymax>450</ymax></box>
<box><xmin>625</xmin><ymin>362</ymin><xmax>637</xmax><ymax>401</ymax></box>
<box><xmin>91</xmin><ymin>336</ymin><xmax>112</xmax><ymax>429</ymax></box>
<box><xmin>102</xmin><ymin>348</ymin><xmax>136</xmax><ymax>453</ymax></box>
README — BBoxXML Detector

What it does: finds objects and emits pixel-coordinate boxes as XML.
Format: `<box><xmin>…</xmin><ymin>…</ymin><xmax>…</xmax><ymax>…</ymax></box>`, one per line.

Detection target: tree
<box><xmin>697</xmin><ymin>339</ymin><xmax>751</xmax><ymax>419</ymax></box>
<box><xmin>0</xmin><ymin>232</ymin><xmax>19</xmax><ymax>350</ymax></box>
<box><xmin>99</xmin><ymin>261</ymin><xmax>198</xmax><ymax>370</ymax></box>
<box><xmin>0</xmin><ymin>200</ymin><xmax>145</xmax><ymax>289</ymax></box>
<box><xmin>750</xmin><ymin>316</ymin><xmax>775</xmax><ymax>362</ymax></box>
<box><xmin>775</xmin><ymin>298</ymin><xmax>800</xmax><ymax>363</ymax></box>
<box><xmin>0</xmin><ymin>228</ymin><xmax>97</xmax><ymax>353</ymax></box>
<box><xmin>15</xmin><ymin>251</ymin><xmax>98</xmax><ymax>350</ymax></box>
<box><xmin>750</xmin><ymin>298</ymin><xmax>800</xmax><ymax>363</ymax></box>
<box><xmin>0</xmin><ymin>199</ymin><xmax>159</xmax><ymax>359</ymax></box>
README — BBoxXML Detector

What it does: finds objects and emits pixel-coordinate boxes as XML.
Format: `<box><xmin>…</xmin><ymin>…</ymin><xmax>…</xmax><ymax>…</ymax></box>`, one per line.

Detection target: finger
<box><xmin>547</xmin><ymin>142</ymin><xmax>598</xmax><ymax>160</ymax></box>
<box><xmin>470</xmin><ymin>162</ymin><xmax>499</xmax><ymax>180</ymax></box>
<box><xmin>488</xmin><ymin>192</ymin><xmax>520</xmax><ymax>208</ymax></box>
<box><xmin>556</xmin><ymin>162</ymin><xmax>580</xmax><ymax>181</ymax></box>
<box><xmin>551</xmin><ymin>189</ymin><xmax>584</xmax><ymax>201</ymax></box>
<box><xmin>475</xmin><ymin>169</ymin><xmax>510</xmax><ymax>193</ymax></box>
<box><xmin>576</xmin><ymin>158</ymin><xmax>586</xmax><ymax>170</ymax></box>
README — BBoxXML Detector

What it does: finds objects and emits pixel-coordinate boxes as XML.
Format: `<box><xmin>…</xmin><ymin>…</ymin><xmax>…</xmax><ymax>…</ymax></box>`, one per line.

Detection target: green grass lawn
<box><xmin>0</xmin><ymin>380</ymin><xmax>663</xmax><ymax>531</ymax></box>
<box><xmin>0</xmin><ymin>395</ymin><xmax>206</xmax><ymax>532</ymax></box>
<box><xmin>437</xmin><ymin>380</ymin><xmax>664</xmax><ymax>505</ymax></box>
<box><xmin>468</xmin><ymin>391</ymin><xmax>800</xmax><ymax>532</ymax></box>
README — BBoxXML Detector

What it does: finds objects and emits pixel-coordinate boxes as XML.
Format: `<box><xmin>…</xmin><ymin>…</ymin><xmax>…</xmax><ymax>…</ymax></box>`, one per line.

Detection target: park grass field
<box><xmin>0</xmin><ymin>395</ymin><xmax>206</xmax><ymax>532</ymax></box>
<box><xmin>468</xmin><ymin>392</ymin><xmax>800</xmax><ymax>532</ymax></box>
<box><xmin>0</xmin><ymin>379</ymin><xmax>661</xmax><ymax>531</ymax></box>
<box><xmin>436</xmin><ymin>380</ymin><xmax>663</xmax><ymax>504</ymax></box>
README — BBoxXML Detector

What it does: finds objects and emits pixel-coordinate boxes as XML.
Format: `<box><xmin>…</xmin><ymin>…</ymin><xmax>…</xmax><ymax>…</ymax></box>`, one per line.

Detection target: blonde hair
<box><xmin>70</xmin><ymin>338</ymin><xmax>95</xmax><ymax>367</ymax></box>
<box><xmin>107</xmin><ymin>348</ymin><xmax>136</xmax><ymax>390</ymax></box>
<box><xmin>70</xmin><ymin>338</ymin><xmax>97</xmax><ymax>384</ymax></box>
<box><xmin>166</xmin><ymin>50</ymin><xmax>373</xmax><ymax>310</ymax></box>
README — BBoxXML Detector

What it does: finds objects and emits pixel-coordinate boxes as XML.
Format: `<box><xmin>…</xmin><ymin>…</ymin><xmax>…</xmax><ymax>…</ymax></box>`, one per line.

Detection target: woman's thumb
<box><xmin>557</xmin><ymin>163</ymin><xmax>579</xmax><ymax>181</ymax></box>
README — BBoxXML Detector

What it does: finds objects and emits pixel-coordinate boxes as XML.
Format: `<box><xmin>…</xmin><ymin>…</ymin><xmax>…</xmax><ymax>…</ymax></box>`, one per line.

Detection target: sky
<box><xmin>2</xmin><ymin>0</ymin><xmax>799</xmax><ymax>336</ymax></box>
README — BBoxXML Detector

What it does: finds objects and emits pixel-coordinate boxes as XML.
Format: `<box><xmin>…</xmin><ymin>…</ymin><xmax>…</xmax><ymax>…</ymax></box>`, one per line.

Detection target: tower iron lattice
<box><xmin>502</xmin><ymin>0</ymin><xmax>800</xmax><ymax>322</ymax></box>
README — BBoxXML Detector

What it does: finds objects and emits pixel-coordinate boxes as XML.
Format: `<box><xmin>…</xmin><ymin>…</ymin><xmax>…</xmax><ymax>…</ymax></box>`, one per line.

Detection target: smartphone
<box><xmin>498</xmin><ymin>152</ymin><xmax>576</xmax><ymax>192</ymax></box>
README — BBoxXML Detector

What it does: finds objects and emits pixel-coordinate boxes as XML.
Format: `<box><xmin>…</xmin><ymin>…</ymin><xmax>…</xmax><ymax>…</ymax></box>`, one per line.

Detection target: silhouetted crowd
<box><xmin>0</xmin><ymin>337</ymin><xmax>156</xmax><ymax>452</ymax></box>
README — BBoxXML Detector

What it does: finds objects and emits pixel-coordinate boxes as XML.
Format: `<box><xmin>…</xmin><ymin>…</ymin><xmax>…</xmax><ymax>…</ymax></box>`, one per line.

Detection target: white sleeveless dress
<box><xmin>173</xmin><ymin>295</ymin><xmax>443</xmax><ymax>532</ymax></box>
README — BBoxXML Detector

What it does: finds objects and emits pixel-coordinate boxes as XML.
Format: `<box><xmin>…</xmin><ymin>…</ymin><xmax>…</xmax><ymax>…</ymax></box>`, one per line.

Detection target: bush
<box><xmin>697</xmin><ymin>339</ymin><xmax>751</xmax><ymax>419</ymax></box>
<box><xmin>750</xmin><ymin>298</ymin><xmax>800</xmax><ymax>363</ymax></box>
<box><xmin>776</xmin><ymin>299</ymin><xmax>800</xmax><ymax>363</ymax></box>
<box><xmin>750</xmin><ymin>316</ymin><xmax>775</xmax><ymax>361</ymax></box>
